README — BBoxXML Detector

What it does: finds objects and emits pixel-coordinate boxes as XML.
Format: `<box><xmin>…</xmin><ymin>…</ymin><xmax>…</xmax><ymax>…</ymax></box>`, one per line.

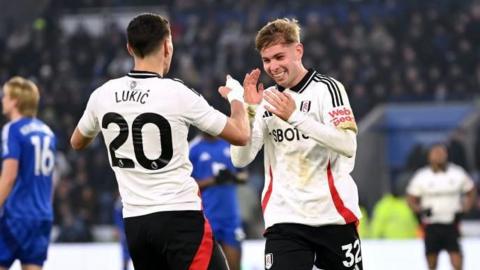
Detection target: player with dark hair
<box><xmin>407</xmin><ymin>143</ymin><xmax>476</xmax><ymax>270</ymax></box>
<box><xmin>70</xmin><ymin>13</ymin><xmax>249</xmax><ymax>270</ymax></box>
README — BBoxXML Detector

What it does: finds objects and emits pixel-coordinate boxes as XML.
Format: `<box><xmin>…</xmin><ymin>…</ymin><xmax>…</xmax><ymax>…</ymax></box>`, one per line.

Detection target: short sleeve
<box><xmin>2</xmin><ymin>123</ymin><xmax>21</xmax><ymax>160</ymax></box>
<box><xmin>406</xmin><ymin>172</ymin><xmax>422</xmax><ymax>196</ymax></box>
<box><xmin>320</xmin><ymin>77</ymin><xmax>358</xmax><ymax>133</ymax></box>
<box><xmin>77</xmin><ymin>92</ymin><xmax>101</xmax><ymax>138</ymax></box>
<box><xmin>184</xmin><ymin>93</ymin><xmax>227</xmax><ymax>136</ymax></box>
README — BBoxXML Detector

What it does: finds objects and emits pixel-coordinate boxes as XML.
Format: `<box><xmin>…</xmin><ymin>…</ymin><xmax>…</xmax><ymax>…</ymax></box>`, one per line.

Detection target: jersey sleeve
<box><xmin>77</xmin><ymin>91</ymin><xmax>101</xmax><ymax>138</ymax></box>
<box><xmin>183</xmin><ymin>92</ymin><xmax>227</xmax><ymax>136</ymax></box>
<box><xmin>320</xmin><ymin>77</ymin><xmax>358</xmax><ymax>133</ymax></box>
<box><xmin>406</xmin><ymin>171</ymin><xmax>423</xmax><ymax>197</ymax></box>
<box><xmin>2</xmin><ymin>123</ymin><xmax>21</xmax><ymax>160</ymax></box>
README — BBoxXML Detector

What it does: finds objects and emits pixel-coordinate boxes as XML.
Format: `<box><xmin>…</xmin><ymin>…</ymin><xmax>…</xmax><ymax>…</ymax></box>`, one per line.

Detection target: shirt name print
<box><xmin>115</xmin><ymin>89</ymin><xmax>150</xmax><ymax>104</ymax></box>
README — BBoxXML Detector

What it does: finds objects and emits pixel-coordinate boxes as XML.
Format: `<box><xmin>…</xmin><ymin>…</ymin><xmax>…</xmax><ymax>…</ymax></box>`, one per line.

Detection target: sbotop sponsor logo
<box><xmin>270</xmin><ymin>128</ymin><xmax>309</xmax><ymax>142</ymax></box>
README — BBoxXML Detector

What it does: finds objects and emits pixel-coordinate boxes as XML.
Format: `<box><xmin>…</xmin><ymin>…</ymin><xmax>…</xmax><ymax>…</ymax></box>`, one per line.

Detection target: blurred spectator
<box><xmin>370</xmin><ymin>193</ymin><xmax>419</xmax><ymax>239</ymax></box>
<box><xmin>357</xmin><ymin>205</ymin><xmax>371</xmax><ymax>239</ymax></box>
<box><xmin>56</xmin><ymin>211</ymin><xmax>93</xmax><ymax>242</ymax></box>
<box><xmin>370</xmin><ymin>174</ymin><xmax>419</xmax><ymax>239</ymax></box>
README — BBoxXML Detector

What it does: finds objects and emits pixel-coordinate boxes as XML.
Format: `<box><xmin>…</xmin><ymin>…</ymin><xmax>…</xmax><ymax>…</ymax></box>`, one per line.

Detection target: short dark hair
<box><xmin>127</xmin><ymin>13</ymin><xmax>171</xmax><ymax>58</ymax></box>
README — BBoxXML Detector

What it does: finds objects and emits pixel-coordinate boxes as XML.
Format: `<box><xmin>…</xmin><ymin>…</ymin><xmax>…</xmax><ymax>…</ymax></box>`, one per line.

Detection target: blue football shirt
<box><xmin>189</xmin><ymin>137</ymin><xmax>240</xmax><ymax>222</ymax></box>
<box><xmin>1</xmin><ymin>117</ymin><xmax>56</xmax><ymax>220</ymax></box>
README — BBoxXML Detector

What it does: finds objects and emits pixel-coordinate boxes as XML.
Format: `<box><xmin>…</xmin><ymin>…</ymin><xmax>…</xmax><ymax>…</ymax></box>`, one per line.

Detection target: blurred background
<box><xmin>2</xmin><ymin>0</ymin><xmax>480</xmax><ymax>269</ymax></box>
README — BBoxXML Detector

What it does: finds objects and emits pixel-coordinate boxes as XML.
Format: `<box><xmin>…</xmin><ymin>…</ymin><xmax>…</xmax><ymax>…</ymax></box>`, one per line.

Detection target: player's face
<box><xmin>428</xmin><ymin>145</ymin><xmax>448</xmax><ymax>166</ymax></box>
<box><xmin>1</xmin><ymin>90</ymin><xmax>16</xmax><ymax>116</ymax></box>
<box><xmin>260</xmin><ymin>42</ymin><xmax>303</xmax><ymax>88</ymax></box>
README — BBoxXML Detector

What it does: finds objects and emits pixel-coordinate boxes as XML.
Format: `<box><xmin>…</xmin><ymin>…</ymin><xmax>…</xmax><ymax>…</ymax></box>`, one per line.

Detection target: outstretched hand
<box><xmin>243</xmin><ymin>68</ymin><xmax>264</xmax><ymax>105</ymax></box>
<box><xmin>218</xmin><ymin>75</ymin><xmax>244</xmax><ymax>103</ymax></box>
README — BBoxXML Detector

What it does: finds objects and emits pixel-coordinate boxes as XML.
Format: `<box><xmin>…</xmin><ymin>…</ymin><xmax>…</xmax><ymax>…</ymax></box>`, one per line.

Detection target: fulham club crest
<box><xmin>300</xmin><ymin>100</ymin><xmax>311</xmax><ymax>113</ymax></box>
<box><xmin>129</xmin><ymin>80</ymin><xmax>137</xmax><ymax>89</ymax></box>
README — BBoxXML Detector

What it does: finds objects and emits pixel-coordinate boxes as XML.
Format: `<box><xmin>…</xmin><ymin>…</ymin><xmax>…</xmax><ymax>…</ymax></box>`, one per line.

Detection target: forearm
<box><xmin>0</xmin><ymin>159</ymin><xmax>18</xmax><ymax>208</ymax></box>
<box><xmin>230</xmin><ymin>110</ymin><xmax>263</xmax><ymax>168</ymax></box>
<box><xmin>231</xmin><ymin>100</ymin><xmax>250</xmax><ymax>138</ymax></box>
<box><xmin>219</xmin><ymin>100</ymin><xmax>250</xmax><ymax>146</ymax></box>
<box><xmin>0</xmin><ymin>177</ymin><xmax>15</xmax><ymax>207</ymax></box>
<box><xmin>463</xmin><ymin>189</ymin><xmax>476</xmax><ymax>212</ymax></box>
<box><xmin>70</xmin><ymin>127</ymin><xmax>95</xmax><ymax>150</ymax></box>
<box><xmin>289</xmin><ymin>112</ymin><xmax>356</xmax><ymax>158</ymax></box>
<box><xmin>406</xmin><ymin>195</ymin><xmax>422</xmax><ymax>213</ymax></box>
<box><xmin>231</xmin><ymin>143</ymin><xmax>259</xmax><ymax>168</ymax></box>
<box><xmin>196</xmin><ymin>178</ymin><xmax>216</xmax><ymax>190</ymax></box>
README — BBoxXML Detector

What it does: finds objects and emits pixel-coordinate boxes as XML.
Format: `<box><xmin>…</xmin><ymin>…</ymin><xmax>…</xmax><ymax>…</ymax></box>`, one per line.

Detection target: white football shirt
<box><xmin>233</xmin><ymin>69</ymin><xmax>361</xmax><ymax>229</ymax></box>
<box><xmin>77</xmin><ymin>71</ymin><xmax>227</xmax><ymax>217</ymax></box>
<box><xmin>407</xmin><ymin>163</ymin><xmax>474</xmax><ymax>224</ymax></box>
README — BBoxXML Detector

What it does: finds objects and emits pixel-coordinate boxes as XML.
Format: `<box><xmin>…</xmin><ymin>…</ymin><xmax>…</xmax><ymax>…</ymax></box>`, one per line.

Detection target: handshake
<box><xmin>213</xmin><ymin>169</ymin><xmax>245</xmax><ymax>185</ymax></box>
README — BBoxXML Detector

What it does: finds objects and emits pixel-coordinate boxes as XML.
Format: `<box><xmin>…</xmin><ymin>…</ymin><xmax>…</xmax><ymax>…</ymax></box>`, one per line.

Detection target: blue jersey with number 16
<box><xmin>1</xmin><ymin>117</ymin><xmax>56</xmax><ymax>220</ymax></box>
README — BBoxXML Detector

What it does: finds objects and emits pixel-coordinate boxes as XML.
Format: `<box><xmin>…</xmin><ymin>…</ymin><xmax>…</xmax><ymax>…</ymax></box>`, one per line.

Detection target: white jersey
<box><xmin>234</xmin><ymin>69</ymin><xmax>361</xmax><ymax>229</ymax></box>
<box><xmin>77</xmin><ymin>71</ymin><xmax>227</xmax><ymax>218</ymax></box>
<box><xmin>406</xmin><ymin>163</ymin><xmax>474</xmax><ymax>224</ymax></box>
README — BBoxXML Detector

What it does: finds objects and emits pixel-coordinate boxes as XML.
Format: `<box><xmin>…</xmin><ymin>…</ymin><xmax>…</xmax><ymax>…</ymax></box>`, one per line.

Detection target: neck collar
<box><xmin>127</xmin><ymin>70</ymin><xmax>162</xmax><ymax>79</ymax></box>
<box><xmin>276</xmin><ymin>68</ymin><xmax>316</xmax><ymax>93</ymax></box>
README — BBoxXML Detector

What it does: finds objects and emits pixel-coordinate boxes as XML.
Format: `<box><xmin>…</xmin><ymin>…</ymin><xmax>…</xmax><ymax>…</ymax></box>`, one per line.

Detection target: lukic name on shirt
<box><xmin>115</xmin><ymin>89</ymin><xmax>150</xmax><ymax>104</ymax></box>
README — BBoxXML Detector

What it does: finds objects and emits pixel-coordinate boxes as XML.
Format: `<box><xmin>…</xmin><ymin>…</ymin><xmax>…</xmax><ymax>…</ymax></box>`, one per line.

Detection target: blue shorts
<box><xmin>209</xmin><ymin>218</ymin><xmax>244</xmax><ymax>250</ymax></box>
<box><xmin>0</xmin><ymin>217</ymin><xmax>52</xmax><ymax>267</ymax></box>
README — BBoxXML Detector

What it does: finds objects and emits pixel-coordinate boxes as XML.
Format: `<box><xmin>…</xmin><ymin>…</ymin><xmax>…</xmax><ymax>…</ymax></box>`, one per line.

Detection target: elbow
<box><xmin>232</xmin><ymin>158</ymin><xmax>249</xmax><ymax>168</ymax></box>
<box><xmin>230</xmin><ymin>134</ymin><xmax>250</xmax><ymax>146</ymax></box>
<box><xmin>230</xmin><ymin>146</ymin><xmax>251</xmax><ymax>168</ymax></box>
<box><xmin>338</xmin><ymin>142</ymin><xmax>355</xmax><ymax>158</ymax></box>
<box><xmin>70</xmin><ymin>137</ymin><xmax>84</xmax><ymax>151</ymax></box>
<box><xmin>343</xmin><ymin>148</ymin><xmax>355</xmax><ymax>158</ymax></box>
<box><xmin>343</xmin><ymin>132</ymin><xmax>357</xmax><ymax>158</ymax></box>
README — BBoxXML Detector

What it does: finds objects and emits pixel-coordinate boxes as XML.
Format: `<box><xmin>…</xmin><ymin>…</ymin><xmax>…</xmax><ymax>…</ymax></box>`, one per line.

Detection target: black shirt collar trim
<box><xmin>276</xmin><ymin>68</ymin><xmax>316</xmax><ymax>93</ymax></box>
<box><xmin>127</xmin><ymin>70</ymin><xmax>161</xmax><ymax>78</ymax></box>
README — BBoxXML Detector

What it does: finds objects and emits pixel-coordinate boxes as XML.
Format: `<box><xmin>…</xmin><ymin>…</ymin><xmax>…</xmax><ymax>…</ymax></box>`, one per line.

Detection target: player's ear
<box><xmin>163</xmin><ymin>36</ymin><xmax>173</xmax><ymax>58</ymax></box>
<box><xmin>163</xmin><ymin>39</ymin><xmax>168</xmax><ymax>57</ymax></box>
<box><xmin>295</xmin><ymin>42</ymin><xmax>304</xmax><ymax>60</ymax></box>
<box><xmin>126</xmin><ymin>43</ymin><xmax>135</xmax><ymax>57</ymax></box>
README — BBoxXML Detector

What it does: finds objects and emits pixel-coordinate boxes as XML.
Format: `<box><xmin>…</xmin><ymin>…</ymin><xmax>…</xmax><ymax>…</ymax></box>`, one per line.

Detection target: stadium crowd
<box><xmin>1</xmin><ymin>0</ymin><xmax>480</xmax><ymax>241</ymax></box>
